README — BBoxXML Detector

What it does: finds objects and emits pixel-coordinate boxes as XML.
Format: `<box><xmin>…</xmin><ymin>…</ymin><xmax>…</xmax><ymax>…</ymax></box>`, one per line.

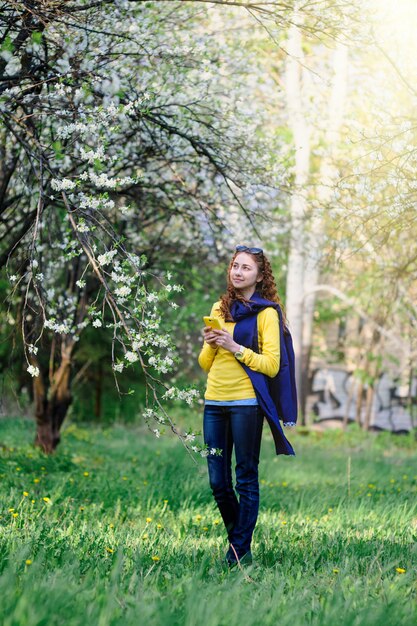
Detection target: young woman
<box><xmin>198</xmin><ymin>245</ymin><xmax>296</xmax><ymax>568</ymax></box>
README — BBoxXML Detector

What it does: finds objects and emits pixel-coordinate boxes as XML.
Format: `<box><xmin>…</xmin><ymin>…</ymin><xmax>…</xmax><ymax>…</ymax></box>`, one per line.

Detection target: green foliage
<box><xmin>31</xmin><ymin>31</ymin><xmax>43</xmax><ymax>45</ymax></box>
<box><xmin>0</xmin><ymin>417</ymin><xmax>416</xmax><ymax>626</ymax></box>
<box><xmin>1</xmin><ymin>34</ymin><xmax>14</xmax><ymax>53</ymax></box>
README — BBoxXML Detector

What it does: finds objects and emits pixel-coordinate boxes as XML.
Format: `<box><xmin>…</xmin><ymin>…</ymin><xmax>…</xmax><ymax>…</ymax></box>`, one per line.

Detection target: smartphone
<box><xmin>203</xmin><ymin>316</ymin><xmax>223</xmax><ymax>330</ymax></box>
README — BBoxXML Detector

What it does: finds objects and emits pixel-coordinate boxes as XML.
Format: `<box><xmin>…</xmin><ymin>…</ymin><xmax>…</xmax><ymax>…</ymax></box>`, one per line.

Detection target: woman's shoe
<box><xmin>225</xmin><ymin>549</ymin><xmax>253</xmax><ymax>569</ymax></box>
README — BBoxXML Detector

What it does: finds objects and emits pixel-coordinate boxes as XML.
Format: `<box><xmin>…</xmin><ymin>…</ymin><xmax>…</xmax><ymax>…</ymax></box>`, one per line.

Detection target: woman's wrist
<box><xmin>233</xmin><ymin>345</ymin><xmax>246</xmax><ymax>360</ymax></box>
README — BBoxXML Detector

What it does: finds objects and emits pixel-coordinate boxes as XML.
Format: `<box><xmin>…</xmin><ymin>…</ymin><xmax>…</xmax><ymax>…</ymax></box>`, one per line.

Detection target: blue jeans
<box><xmin>203</xmin><ymin>404</ymin><xmax>264</xmax><ymax>559</ymax></box>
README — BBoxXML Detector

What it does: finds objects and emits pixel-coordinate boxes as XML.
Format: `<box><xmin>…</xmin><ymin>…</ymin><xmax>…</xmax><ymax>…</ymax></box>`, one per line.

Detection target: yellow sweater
<box><xmin>198</xmin><ymin>301</ymin><xmax>280</xmax><ymax>401</ymax></box>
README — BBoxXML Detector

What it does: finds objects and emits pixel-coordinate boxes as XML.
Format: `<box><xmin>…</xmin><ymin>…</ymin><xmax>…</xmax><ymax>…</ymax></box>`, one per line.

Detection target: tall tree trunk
<box><xmin>33</xmin><ymin>339</ymin><xmax>74</xmax><ymax>453</ymax></box>
<box><xmin>284</xmin><ymin>20</ymin><xmax>310</xmax><ymax>424</ymax></box>
<box><xmin>301</xmin><ymin>42</ymin><xmax>348</xmax><ymax>416</ymax></box>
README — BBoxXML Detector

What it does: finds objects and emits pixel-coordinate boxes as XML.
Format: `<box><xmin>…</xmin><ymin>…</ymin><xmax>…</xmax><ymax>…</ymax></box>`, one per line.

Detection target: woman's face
<box><xmin>229</xmin><ymin>252</ymin><xmax>262</xmax><ymax>292</ymax></box>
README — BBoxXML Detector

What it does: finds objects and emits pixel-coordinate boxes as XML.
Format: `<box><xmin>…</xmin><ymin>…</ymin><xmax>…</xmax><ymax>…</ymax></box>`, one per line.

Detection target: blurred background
<box><xmin>0</xmin><ymin>0</ymin><xmax>416</xmax><ymax>443</ymax></box>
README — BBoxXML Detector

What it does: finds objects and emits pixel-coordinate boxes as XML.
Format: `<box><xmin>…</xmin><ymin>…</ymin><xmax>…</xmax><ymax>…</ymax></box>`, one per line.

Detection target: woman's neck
<box><xmin>238</xmin><ymin>287</ymin><xmax>256</xmax><ymax>300</ymax></box>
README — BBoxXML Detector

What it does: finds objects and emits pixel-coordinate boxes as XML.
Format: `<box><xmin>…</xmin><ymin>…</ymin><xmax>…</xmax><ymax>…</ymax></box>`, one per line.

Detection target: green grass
<box><xmin>0</xmin><ymin>416</ymin><xmax>416</xmax><ymax>626</ymax></box>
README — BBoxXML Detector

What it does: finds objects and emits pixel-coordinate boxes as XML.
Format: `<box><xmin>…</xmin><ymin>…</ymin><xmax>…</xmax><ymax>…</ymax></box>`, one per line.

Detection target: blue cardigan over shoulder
<box><xmin>231</xmin><ymin>292</ymin><xmax>297</xmax><ymax>456</ymax></box>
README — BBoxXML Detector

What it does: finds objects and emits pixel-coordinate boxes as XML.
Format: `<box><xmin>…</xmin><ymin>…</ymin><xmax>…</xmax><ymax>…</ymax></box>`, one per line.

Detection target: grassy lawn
<box><xmin>0</xmin><ymin>416</ymin><xmax>416</xmax><ymax>626</ymax></box>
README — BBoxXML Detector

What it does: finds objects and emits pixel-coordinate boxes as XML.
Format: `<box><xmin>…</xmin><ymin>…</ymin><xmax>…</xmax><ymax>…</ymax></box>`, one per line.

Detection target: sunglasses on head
<box><xmin>235</xmin><ymin>245</ymin><xmax>263</xmax><ymax>255</ymax></box>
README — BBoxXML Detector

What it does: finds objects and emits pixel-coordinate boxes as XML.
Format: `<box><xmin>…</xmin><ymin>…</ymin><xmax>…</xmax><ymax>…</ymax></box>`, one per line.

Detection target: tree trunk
<box><xmin>33</xmin><ymin>340</ymin><xmax>74</xmax><ymax>453</ymax></box>
<box><xmin>355</xmin><ymin>382</ymin><xmax>364</xmax><ymax>426</ymax></box>
<box><xmin>363</xmin><ymin>385</ymin><xmax>374</xmax><ymax>431</ymax></box>
<box><xmin>284</xmin><ymin>20</ymin><xmax>310</xmax><ymax>423</ymax></box>
<box><xmin>343</xmin><ymin>381</ymin><xmax>354</xmax><ymax>431</ymax></box>
<box><xmin>301</xmin><ymin>43</ymin><xmax>348</xmax><ymax>416</ymax></box>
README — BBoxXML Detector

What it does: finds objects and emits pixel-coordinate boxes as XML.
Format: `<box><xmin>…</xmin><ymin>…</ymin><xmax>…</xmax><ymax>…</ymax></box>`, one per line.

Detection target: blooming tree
<box><xmin>0</xmin><ymin>0</ymin><xmax>296</xmax><ymax>452</ymax></box>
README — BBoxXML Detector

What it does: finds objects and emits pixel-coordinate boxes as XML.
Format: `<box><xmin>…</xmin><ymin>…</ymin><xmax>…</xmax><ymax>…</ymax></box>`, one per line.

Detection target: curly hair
<box><xmin>218</xmin><ymin>250</ymin><xmax>287</xmax><ymax>326</ymax></box>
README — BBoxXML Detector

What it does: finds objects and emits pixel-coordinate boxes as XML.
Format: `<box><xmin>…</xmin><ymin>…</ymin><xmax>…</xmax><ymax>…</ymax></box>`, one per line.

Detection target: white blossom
<box><xmin>97</xmin><ymin>249</ymin><xmax>117</xmax><ymax>266</ymax></box>
<box><xmin>51</xmin><ymin>178</ymin><xmax>76</xmax><ymax>191</ymax></box>
<box><xmin>27</xmin><ymin>365</ymin><xmax>40</xmax><ymax>377</ymax></box>
<box><xmin>115</xmin><ymin>285</ymin><xmax>131</xmax><ymax>297</ymax></box>
<box><xmin>124</xmin><ymin>351</ymin><xmax>138</xmax><ymax>363</ymax></box>
<box><xmin>80</xmin><ymin>145</ymin><xmax>107</xmax><ymax>164</ymax></box>
<box><xmin>76</xmin><ymin>221</ymin><xmax>90</xmax><ymax>232</ymax></box>
<box><xmin>92</xmin><ymin>319</ymin><xmax>102</xmax><ymax>328</ymax></box>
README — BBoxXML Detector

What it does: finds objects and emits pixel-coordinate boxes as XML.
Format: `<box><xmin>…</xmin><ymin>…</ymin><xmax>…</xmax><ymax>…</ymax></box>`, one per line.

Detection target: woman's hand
<box><xmin>202</xmin><ymin>326</ymin><xmax>222</xmax><ymax>348</ymax></box>
<box><xmin>205</xmin><ymin>328</ymin><xmax>241</xmax><ymax>353</ymax></box>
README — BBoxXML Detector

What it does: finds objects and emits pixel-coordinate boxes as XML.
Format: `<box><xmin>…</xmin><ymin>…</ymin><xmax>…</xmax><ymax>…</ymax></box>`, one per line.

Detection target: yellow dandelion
<box><xmin>42</xmin><ymin>497</ymin><xmax>50</xmax><ymax>502</ymax></box>
<box><xmin>34</xmin><ymin>478</ymin><xmax>40</xmax><ymax>483</ymax></box>
<box><xmin>23</xmin><ymin>492</ymin><xmax>29</xmax><ymax>497</ymax></box>
<box><xmin>163</xmin><ymin>499</ymin><xmax>168</xmax><ymax>503</ymax></box>
<box><xmin>214</xmin><ymin>519</ymin><xmax>220</xmax><ymax>525</ymax></box>
<box><xmin>80</xmin><ymin>506</ymin><xmax>85</xmax><ymax>511</ymax></box>
<box><xmin>156</xmin><ymin>524</ymin><xmax>163</xmax><ymax>529</ymax></box>
<box><xmin>282</xmin><ymin>521</ymin><xmax>287</xmax><ymax>525</ymax></box>
<box><xmin>8</xmin><ymin>508</ymin><xmax>14</xmax><ymax>512</ymax></box>
<box><xmin>109</xmin><ymin>523</ymin><xmax>114</xmax><ymax>529</ymax></box>
<box><xmin>105</xmin><ymin>547</ymin><xmax>114</xmax><ymax>554</ymax></box>
<box><xmin>282</xmin><ymin>481</ymin><xmax>288</xmax><ymax>487</ymax></box>
<box><xmin>195</xmin><ymin>514</ymin><xmax>202</xmax><ymax>521</ymax></box>
<box><xmin>31</xmin><ymin>499</ymin><xmax>35</xmax><ymax>504</ymax></box>
<box><xmin>203</xmin><ymin>526</ymin><xmax>209</xmax><ymax>531</ymax></box>
<box><xmin>328</xmin><ymin>508</ymin><xmax>333</xmax><ymax>512</ymax></box>
<box><xmin>396</xmin><ymin>567</ymin><xmax>406</xmax><ymax>574</ymax></box>
<box><xmin>16</xmin><ymin>467</ymin><xmax>21</xmax><ymax>472</ymax></box>
<box><xmin>25</xmin><ymin>559</ymin><xmax>32</xmax><ymax>565</ymax></box>
<box><xmin>146</xmin><ymin>517</ymin><xmax>152</xmax><ymax>523</ymax></box>
<box><xmin>333</xmin><ymin>568</ymin><xmax>339</xmax><ymax>573</ymax></box>
<box><xmin>83</xmin><ymin>472</ymin><xmax>89</xmax><ymax>477</ymax></box>
<box><xmin>142</xmin><ymin>533</ymin><xmax>149</xmax><ymax>540</ymax></box>
<box><xmin>12</xmin><ymin>512</ymin><xmax>18</xmax><ymax>518</ymax></box>
<box><xmin>151</xmin><ymin>555</ymin><xmax>160</xmax><ymax>562</ymax></box>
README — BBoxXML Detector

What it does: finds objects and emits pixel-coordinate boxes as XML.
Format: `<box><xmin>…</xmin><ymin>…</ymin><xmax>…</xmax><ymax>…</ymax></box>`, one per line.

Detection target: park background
<box><xmin>0</xmin><ymin>1</ymin><xmax>416</xmax><ymax>624</ymax></box>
